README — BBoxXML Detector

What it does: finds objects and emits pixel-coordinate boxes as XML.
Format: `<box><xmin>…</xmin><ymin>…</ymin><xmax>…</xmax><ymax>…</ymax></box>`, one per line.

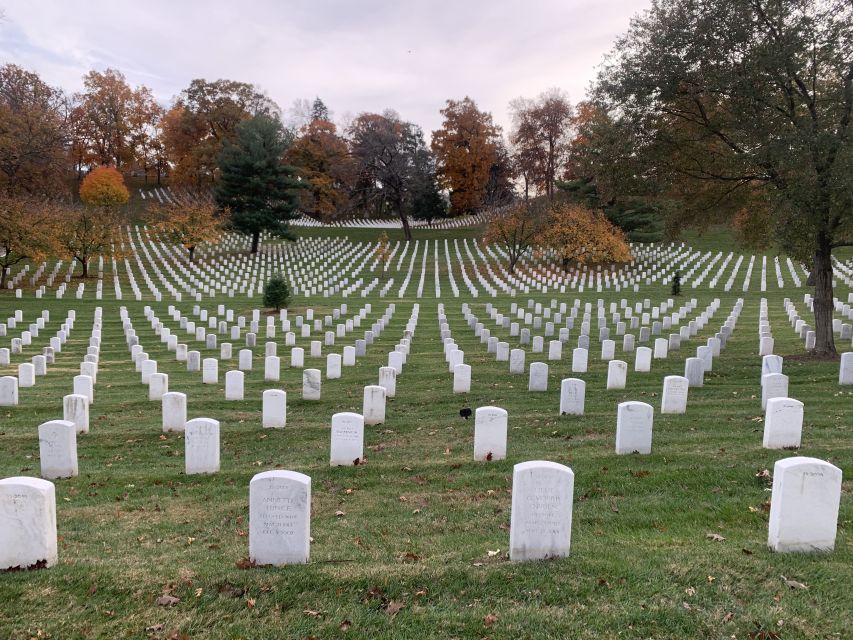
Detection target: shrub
<box><xmin>263</xmin><ymin>273</ymin><xmax>291</xmax><ymax>310</ymax></box>
<box><xmin>79</xmin><ymin>166</ymin><xmax>130</xmax><ymax>207</ymax></box>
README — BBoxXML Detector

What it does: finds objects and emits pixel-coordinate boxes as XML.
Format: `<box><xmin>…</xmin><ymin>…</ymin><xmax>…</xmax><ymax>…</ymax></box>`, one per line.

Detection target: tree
<box><xmin>432</xmin><ymin>97</ymin><xmax>500</xmax><ymax>214</ymax></box>
<box><xmin>127</xmin><ymin>86</ymin><xmax>165</xmax><ymax>184</ymax></box>
<box><xmin>539</xmin><ymin>202</ymin><xmax>632</xmax><ymax>272</ymax></box>
<box><xmin>215</xmin><ymin>113</ymin><xmax>301</xmax><ymax>253</ymax></box>
<box><xmin>348</xmin><ymin>111</ymin><xmax>428</xmax><ymax>240</ymax></box>
<box><xmin>286</xmin><ymin>119</ymin><xmax>354</xmax><ymax>221</ymax></box>
<box><xmin>163</xmin><ymin>79</ymin><xmax>278</xmax><ymax>185</ymax></box>
<box><xmin>0</xmin><ymin>196</ymin><xmax>59</xmax><ymax>287</ymax></box>
<box><xmin>375</xmin><ymin>231</ymin><xmax>391</xmax><ymax>265</ymax></box>
<box><xmin>311</xmin><ymin>97</ymin><xmax>331</xmax><ymax>122</ymax></box>
<box><xmin>595</xmin><ymin>0</ymin><xmax>853</xmax><ymax>354</ymax></box>
<box><xmin>0</xmin><ymin>64</ymin><xmax>70</xmax><ymax>196</ymax></box>
<box><xmin>148</xmin><ymin>196</ymin><xmax>223</xmax><ymax>262</ymax></box>
<box><xmin>74</xmin><ymin>69</ymin><xmax>135</xmax><ymax>168</ymax></box>
<box><xmin>79</xmin><ymin>166</ymin><xmax>129</xmax><ymax>207</ymax></box>
<box><xmin>509</xmin><ymin>89</ymin><xmax>573</xmax><ymax>200</ymax></box>
<box><xmin>483</xmin><ymin>138</ymin><xmax>516</xmax><ymax>207</ymax></box>
<box><xmin>56</xmin><ymin>204</ymin><xmax>126</xmax><ymax>278</ymax></box>
<box><xmin>263</xmin><ymin>273</ymin><xmax>290</xmax><ymax>310</ymax></box>
<box><xmin>483</xmin><ymin>200</ymin><xmax>546</xmax><ymax>273</ymax></box>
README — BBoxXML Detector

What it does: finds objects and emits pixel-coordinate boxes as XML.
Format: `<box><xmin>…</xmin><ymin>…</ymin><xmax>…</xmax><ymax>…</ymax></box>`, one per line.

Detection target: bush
<box><xmin>79</xmin><ymin>166</ymin><xmax>130</xmax><ymax>206</ymax></box>
<box><xmin>263</xmin><ymin>273</ymin><xmax>290</xmax><ymax>310</ymax></box>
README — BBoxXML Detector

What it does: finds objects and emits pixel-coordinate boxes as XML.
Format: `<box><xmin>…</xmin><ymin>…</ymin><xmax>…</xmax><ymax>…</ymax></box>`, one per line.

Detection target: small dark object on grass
<box><xmin>460</xmin><ymin>407</ymin><xmax>472</xmax><ymax>420</ymax></box>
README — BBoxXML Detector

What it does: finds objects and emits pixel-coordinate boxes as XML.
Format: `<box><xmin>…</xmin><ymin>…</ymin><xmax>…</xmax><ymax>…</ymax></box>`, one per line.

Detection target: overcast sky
<box><xmin>1</xmin><ymin>0</ymin><xmax>650</xmax><ymax>135</ymax></box>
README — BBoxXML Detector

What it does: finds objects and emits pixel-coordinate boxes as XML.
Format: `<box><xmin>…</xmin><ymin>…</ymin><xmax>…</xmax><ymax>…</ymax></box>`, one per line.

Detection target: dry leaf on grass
<box><xmin>156</xmin><ymin>595</ymin><xmax>180</xmax><ymax>607</ymax></box>
<box><xmin>705</xmin><ymin>532</ymin><xmax>726</xmax><ymax>542</ymax></box>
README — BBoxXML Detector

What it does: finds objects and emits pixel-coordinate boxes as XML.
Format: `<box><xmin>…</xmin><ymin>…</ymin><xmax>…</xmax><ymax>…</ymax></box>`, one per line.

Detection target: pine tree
<box><xmin>263</xmin><ymin>273</ymin><xmax>291</xmax><ymax>310</ymax></box>
<box><xmin>215</xmin><ymin>113</ymin><xmax>301</xmax><ymax>253</ymax></box>
<box><xmin>311</xmin><ymin>97</ymin><xmax>330</xmax><ymax>122</ymax></box>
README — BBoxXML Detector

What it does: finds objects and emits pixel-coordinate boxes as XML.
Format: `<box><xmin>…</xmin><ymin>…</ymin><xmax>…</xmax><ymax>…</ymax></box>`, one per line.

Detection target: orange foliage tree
<box><xmin>431</xmin><ymin>97</ymin><xmax>500</xmax><ymax>215</ymax></box>
<box><xmin>56</xmin><ymin>204</ymin><xmax>127</xmax><ymax>278</ymax></box>
<box><xmin>483</xmin><ymin>201</ymin><xmax>546</xmax><ymax>273</ymax></box>
<box><xmin>0</xmin><ymin>196</ymin><xmax>60</xmax><ymax>287</ymax></box>
<box><xmin>539</xmin><ymin>202</ymin><xmax>632</xmax><ymax>271</ymax></box>
<box><xmin>79</xmin><ymin>166</ymin><xmax>129</xmax><ymax>206</ymax></box>
<box><xmin>286</xmin><ymin>119</ymin><xmax>354</xmax><ymax>221</ymax></box>
<box><xmin>148</xmin><ymin>197</ymin><xmax>224</xmax><ymax>262</ymax></box>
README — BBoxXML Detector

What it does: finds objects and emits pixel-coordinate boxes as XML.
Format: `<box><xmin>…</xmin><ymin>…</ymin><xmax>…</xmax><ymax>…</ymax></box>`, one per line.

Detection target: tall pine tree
<box><xmin>215</xmin><ymin>113</ymin><xmax>301</xmax><ymax>253</ymax></box>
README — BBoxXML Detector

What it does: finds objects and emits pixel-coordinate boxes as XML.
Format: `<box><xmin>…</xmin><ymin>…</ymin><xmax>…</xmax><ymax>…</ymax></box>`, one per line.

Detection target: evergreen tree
<box><xmin>556</xmin><ymin>178</ymin><xmax>663</xmax><ymax>242</ymax></box>
<box><xmin>263</xmin><ymin>272</ymin><xmax>291</xmax><ymax>310</ymax></box>
<box><xmin>215</xmin><ymin>113</ymin><xmax>302</xmax><ymax>253</ymax></box>
<box><xmin>311</xmin><ymin>97</ymin><xmax>331</xmax><ymax>122</ymax></box>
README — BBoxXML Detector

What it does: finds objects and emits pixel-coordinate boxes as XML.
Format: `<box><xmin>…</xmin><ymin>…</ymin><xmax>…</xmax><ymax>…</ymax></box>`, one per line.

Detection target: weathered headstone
<box><xmin>559</xmin><ymin>378</ymin><xmax>585</xmax><ymax>415</ymax></box>
<box><xmin>509</xmin><ymin>461</ymin><xmax>574</xmax><ymax>561</ymax></box>
<box><xmin>162</xmin><ymin>392</ymin><xmax>187</xmax><ymax>432</ymax></box>
<box><xmin>225</xmin><ymin>370</ymin><xmax>244</xmax><ymax>401</ymax></box>
<box><xmin>38</xmin><ymin>420</ymin><xmax>78</xmax><ymax>479</ymax></box>
<box><xmin>330</xmin><ymin>412</ymin><xmax>364</xmax><ymax>465</ymax></box>
<box><xmin>763</xmin><ymin>397</ymin><xmax>804</xmax><ymax>449</ymax></box>
<box><xmin>606</xmin><ymin>360</ymin><xmax>628</xmax><ymax>390</ymax></box>
<box><xmin>0</xmin><ymin>477</ymin><xmax>57</xmax><ymax>570</ymax></box>
<box><xmin>661</xmin><ymin>376</ymin><xmax>689</xmax><ymax>414</ymax></box>
<box><xmin>362</xmin><ymin>385</ymin><xmax>386</xmax><ymax>425</ymax></box>
<box><xmin>615</xmin><ymin>401</ymin><xmax>653</xmax><ymax>455</ymax></box>
<box><xmin>303</xmin><ymin>369</ymin><xmax>321</xmax><ymax>400</ymax></box>
<box><xmin>262</xmin><ymin>389</ymin><xmax>287</xmax><ymax>428</ymax></box>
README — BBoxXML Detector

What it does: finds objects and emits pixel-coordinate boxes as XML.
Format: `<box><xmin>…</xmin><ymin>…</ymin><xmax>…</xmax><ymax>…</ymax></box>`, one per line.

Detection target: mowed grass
<box><xmin>0</xmin><ymin>235</ymin><xmax>851</xmax><ymax>640</ymax></box>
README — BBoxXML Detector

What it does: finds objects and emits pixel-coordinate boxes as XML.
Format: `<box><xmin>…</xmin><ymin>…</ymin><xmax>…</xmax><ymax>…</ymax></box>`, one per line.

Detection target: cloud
<box><xmin>0</xmin><ymin>0</ymin><xmax>649</xmax><ymax>134</ymax></box>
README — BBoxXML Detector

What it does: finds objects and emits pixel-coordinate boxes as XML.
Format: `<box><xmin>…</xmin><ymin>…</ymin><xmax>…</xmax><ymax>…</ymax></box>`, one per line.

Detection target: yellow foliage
<box><xmin>374</xmin><ymin>232</ymin><xmax>391</xmax><ymax>265</ymax></box>
<box><xmin>539</xmin><ymin>202</ymin><xmax>632</xmax><ymax>270</ymax></box>
<box><xmin>483</xmin><ymin>201</ymin><xmax>546</xmax><ymax>273</ymax></box>
<box><xmin>79</xmin><ymin>166</ymin><xmax>130</xmax><ymax>206</ymax></box>
<box><xmin>147</xmin><ymin>199</ymin><xmax>224</xmax><ymax>262</ymax></box>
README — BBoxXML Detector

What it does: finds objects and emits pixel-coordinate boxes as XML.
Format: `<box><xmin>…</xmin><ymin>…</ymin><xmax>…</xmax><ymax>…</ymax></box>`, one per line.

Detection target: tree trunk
<box><xmin>251</xmin><ymin>232</ymin><xmax>260</xmax><ymax>254</ymax></box>
<box><xmin>400</xmin><ymin>214</ymin><xmax>412</xmax><ymax>242</ymax></box>
<box><xmin>78</xmin><ymin>257</ymin><xmax>89</xmax><ymax>279</ymax></box>
<box><xmin>562</xmin><ymin>256</ymin><xmax>570</xmax><ymax>273</ymax></box>
<box><xmin>811</xmin><ymin>240</ymin><xmax>836</xmax><ymax>355</ymax></box>
<box><xmin>188</xmin><ymin>245</ymin><xmax>196</xmax><ymax>262</ymax></box>
<box><xmin>0</xmin><ymin>266</ymin><xmax>6</xmax><ymax>289</ymax></box>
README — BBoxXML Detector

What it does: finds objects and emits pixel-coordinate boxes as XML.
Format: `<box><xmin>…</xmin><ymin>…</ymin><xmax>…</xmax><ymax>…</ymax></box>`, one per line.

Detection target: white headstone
<box><xmin>0</xmin><ymin>376</ymin><xmax>19</xmax><ymax>406</ymax></box>
<box><xmin>661</xmin><ymin>376</ymin><xmax>688</xmax><ymax>414</ymax></box>
<box><xmin>528</xmin><ymin>362</ymin><xmax>548</xmax><ymax>391</ymax></box>
<box><xmin>509</xmin><ymin>461</ymin><xmax>574</xmax><ymax>561</ymax></box>
<box><xmin>38</xmin><ymin>420</ymin><xmax>78</xmax><ymax>479</ymax></box>
<box><xmin>262</xmin><ymin>389</ymin><xmax>287</xmax><ymax>428</ymax></box>
<box><xmin>249</xmin><ymin>470</ymin><xmax>311</xmax><ymax>565</ymax></box>
<box><xmin>362</xmin><ymin>385</ymin><xmax>386</xmax><ymax>425</ymax></box>
<box><xmin>0</xmin><ymin>477</ymin><xmax>57</xmax><ymax>570</ymax></box>
<box><xmin>303</xmin><ymin>369</ymin><xmax>321</xmax><ymax>400</ymax></box>
<box><xmin>768</xmin><ymin>457</ymin><xmax>842</xmax><ymax>553</ymax></box>
<box><xmin>474</xmin><ymin>406</ymin><xmax>508</xmax><ymax>461</ymax></box>
<box><xmin>606</xmin><ymin>360</ymin><xmax>628</xmax><ymax>390</ymax></box>
<box><xmin>184</xmin><ymin>418</ymin><xmax>220</xmax><ymax>475</ymax></box>
<box><xmin>559</xmin><ymin>378</ymin><xmax>585</xmax><ymax>415</ymax></box>
<box><xmin>148</xmin><ymin>372</ymin><xmax>168</xmax><ymax>401</ymax></box>
<box><xmin>225</xmin><ymin>370</ymin><xmax>244</xmax><ymax>401</ymax></box>
<box><xmin>330</xmin><ymin>412</ymin><xmax>364</xmax><ymax>466</ymax></box>
<box><xmin>763</xmin><ymin>397</ymin><xmax>804</xmax><ymax>449</ymax></box>
<box><xmin>162</xmin><ymin>392</ymin><xmax>187</xmax><ymax>432</ymax></box>
<box><xmin>453</xmin><ymin>363</ymin><xmax>472</xmax><ymax>393</ymax></box>
<box><xmin>761</xmin><ymin>373</ymin><xmax>789</xmax><ymax>410</ymax></box>
<box><xmin>615</xmin><ymin>401</ymin><xmax>653</xmax><ymax>455</ymax></box>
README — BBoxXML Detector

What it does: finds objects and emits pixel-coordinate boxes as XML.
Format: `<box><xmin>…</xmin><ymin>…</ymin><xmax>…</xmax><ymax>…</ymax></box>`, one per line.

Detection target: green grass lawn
<box><xmin>0</xmin><ymin>227</ymin><xmax>851</xmax><ymax>640</ymax></box>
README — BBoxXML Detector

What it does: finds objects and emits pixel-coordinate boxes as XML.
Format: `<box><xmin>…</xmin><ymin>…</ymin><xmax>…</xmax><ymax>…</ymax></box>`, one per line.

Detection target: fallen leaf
<box><xmin>705</xmin><ymin>532</ymin><xmax>725</xmax><ymax>542</ymax></box>
<box><xmin>399</xmin><ymin>551</ymin><xmax>421</xmax><ymax>562</ymax></box>
<box><xmin>303</xmin><ymin>609</ymin><xmax>322</xmax><ymax>619</ymax></box>
<box><xmin>145</xmin><ymin>624</ymin><xmax>165</xmax><ymax>632</ymax></box>
<box><xmin>246</xmin><ymin>598</ymin><xmax>256</xmax><ymax>609</ymax></box>
<box><xmin>383</xmin><ymin>600</ymin><xmax>404</xmax><ymax>616</ymax></box>
<box><xmin>156</xmin><ymin>595</ymin><xmax>180</xmax><ymax>607</ymax></box>
<box><xmin>335</xmin><ymin>510</ymin><xmax>346</xmax><ymax>517</ymax></box>
<box><xmin>781</xmin><ymin>575</ymin><xmax>808</xmax><ymax>590</ymax></box>
<box><xmin>235</xmin><ymin>558</ymin><xmax>256</xmax><ymax>570</ymax></box>
<box><xmin>339</xmin><ymin>619</ymin><xmax>352</xmax><ymax>631</ymax></box>
<box><xmin>722</xmin><ymin>611</ymin><xmax>735</xmax><ymax>623</ymax></box>
<box><xmin>486</xmin><ymin>549</ymin><xmax>500</xmax><ymax>557</ymax></box>
<box><xmin>483</xmin><ymin>613</ymin><xmax>498</xmax><ymax>627</ymax></box>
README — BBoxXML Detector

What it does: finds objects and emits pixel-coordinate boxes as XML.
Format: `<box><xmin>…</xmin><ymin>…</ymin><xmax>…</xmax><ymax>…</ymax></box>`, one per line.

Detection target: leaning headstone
<box><xmin>474</xmin><ymin>406</ymin><xmax>508</xmax><ymax>461</ymax></box>
<box><xmin>330</xmin><ymin>412</ymin><xmax>364</xmax><ymax>466</ymax></box>
<box><xmin>262</xmin><ymin>389</ymin><xmax>287</xmax><ymax>428</ymax></box>
<box><xmin>362</xmin><ymin>385</ymin><xmax>386</xmax><ymax>425</ymax></box>
<box><xmin>249</xmin><ymin>470</ymin><xmax>311</xmax><ymax>565</ymax></box>
<box><xmin>303</xmin><ymin>369</ymin><xmax>321</xmax><ymax>400</ymax></box>
<box><xmin>0</xmin><ymin>477</ymin><xmax>58</xmax><ymax>570</ymax></box>
<box><xmin>559</xmin><ymin>378</ymin><xmax>585</xmax><ymax>415</ymax></box>
<box><xmin>162</xmin><ymin>392</ymin><xmax>187</xmax><ymax>432</ymax></box>
<box><xmin>184</xmin><ymin>418</ymin><xmax>220</xmax><ymax>475</ymax></box>
<box><xmin>768</xmin><ymin>457</ymin><xmax>842</xmax><ymax>552</ymax></box>
<box><xmin>38</xmin><ymin>420</ymin><xmax>78</xmax><ymax>479</ymax></box>
<box><xmin>763</xmin><ymin>398</ymin><xmax>804</xmax><ymax>449</ymax></box>
<box><xmin>615</xmin><ymin>401</ymin><xmax>653</xmax><ymax>455</ymax></box>
<box><xmin>509</xmin><ymin>461</ymin><xmax>574</xmax><ymax>561</ymax></box>
<box><xmin>661</xmin><ymin>376</ymin><xmax>689</xmax><ymax>414</ymax></box>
